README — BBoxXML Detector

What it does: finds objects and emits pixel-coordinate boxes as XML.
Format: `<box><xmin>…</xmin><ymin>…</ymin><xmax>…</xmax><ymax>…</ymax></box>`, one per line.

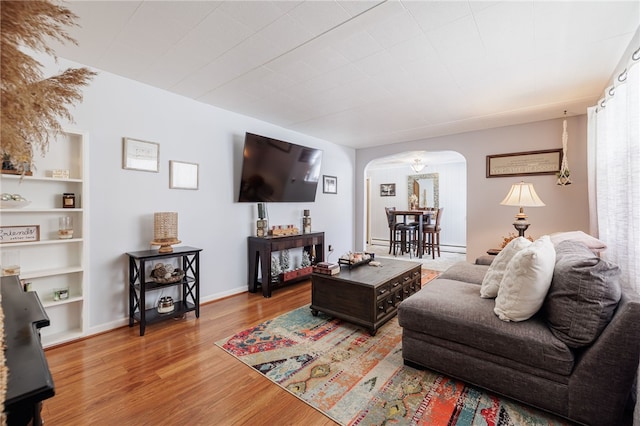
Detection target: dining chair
<box><xmin>396</xmin><ymin>221</ymin><xmax>418</xmax><ymax>257</ymax></box>
<box><xmin>420</xmin><ymin>207</ymin><xmax>444</xmax><ymax>259</ymax></box>
<box><xmin>385</xmin><ymin>207</ymin><xmax>418</xmax><ymax>257</ymax></box>
<box><xmin>384</xmin><ymin>207</ymin><xmax>399</xmax><ymax>254</ymax></box>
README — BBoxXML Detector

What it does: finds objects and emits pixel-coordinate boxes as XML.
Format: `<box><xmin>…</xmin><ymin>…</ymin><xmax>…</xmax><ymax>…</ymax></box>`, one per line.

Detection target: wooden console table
<box><xmin>248</xmin><ymin>232</ymin><xmax>324</xmax><ymax>298</ymax></box>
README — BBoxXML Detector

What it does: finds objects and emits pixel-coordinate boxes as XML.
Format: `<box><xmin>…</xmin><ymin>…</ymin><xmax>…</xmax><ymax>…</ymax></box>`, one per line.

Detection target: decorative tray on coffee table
<box><xmin>338</xmin><ymin>252</ymin><xmax>375</xmax><ymax>269</ymax></box>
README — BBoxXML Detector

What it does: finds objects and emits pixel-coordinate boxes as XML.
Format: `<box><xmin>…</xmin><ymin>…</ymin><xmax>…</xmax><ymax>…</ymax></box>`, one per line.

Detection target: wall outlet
<box><xmin>328</xmin><ymin>244</ymin><xmax>333</xmax><ymax>252</ymax></box>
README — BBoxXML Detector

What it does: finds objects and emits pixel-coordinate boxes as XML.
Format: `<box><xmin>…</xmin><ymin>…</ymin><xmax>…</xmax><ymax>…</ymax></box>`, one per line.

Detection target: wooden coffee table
<box><xmin>310</xmin><ymin>258</ymin><xmax>422</xmax><ymax>335</ymax></box>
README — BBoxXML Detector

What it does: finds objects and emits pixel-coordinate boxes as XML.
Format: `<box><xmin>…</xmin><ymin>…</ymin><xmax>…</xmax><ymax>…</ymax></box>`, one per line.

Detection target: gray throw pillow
<box><xmin>544</xmin><ymin>240</ymin><xmax>621</xmax><ymax>348</ymax></box>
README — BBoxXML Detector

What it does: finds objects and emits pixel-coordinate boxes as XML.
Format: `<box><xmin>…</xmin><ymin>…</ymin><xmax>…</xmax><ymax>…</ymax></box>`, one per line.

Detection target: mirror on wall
<box><xmin>407</xmin><ymin>173</ymin><xmax>439</xmax><ymax>209</ymax></box>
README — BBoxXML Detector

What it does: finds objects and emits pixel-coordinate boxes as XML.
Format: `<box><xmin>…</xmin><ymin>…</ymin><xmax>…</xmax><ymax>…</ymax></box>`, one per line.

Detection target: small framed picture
<box><xmin>380</xmin><ymin>183</ymin><xmax>396</xmax><ymax>197</ymax></box>
<box><xmin>122</xmin><ymin>137</ymin><xmax>160</xmax><ymax>172</ymax></box>
<box><xmin>323</xmin><ymin>175</ymin><xmax>337</xmax><ymax>194</ymax></box>
<box><xmin>170</xmin><ymin>160</ymin><xmax>199</xmax><ymax>190</ymax></box>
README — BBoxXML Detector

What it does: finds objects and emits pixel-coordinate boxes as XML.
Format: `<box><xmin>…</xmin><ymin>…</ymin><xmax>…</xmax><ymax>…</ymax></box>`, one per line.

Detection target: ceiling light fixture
<box><xmin>410</xmin><ymin>159</ymin><xmax>425</xmax><ymax>173</ymax></box>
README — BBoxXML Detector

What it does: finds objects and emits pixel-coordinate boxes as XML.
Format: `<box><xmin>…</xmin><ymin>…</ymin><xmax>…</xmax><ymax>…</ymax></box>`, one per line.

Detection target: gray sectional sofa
<box><xmin>398</xmin><ymin>240</ymin><xmax>640</xmax><ymax>425</ymax></box>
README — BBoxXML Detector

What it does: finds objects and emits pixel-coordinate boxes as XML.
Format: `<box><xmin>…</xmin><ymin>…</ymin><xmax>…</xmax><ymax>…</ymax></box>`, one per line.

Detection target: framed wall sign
<box><xmin>380</xmin><ymin>183</ymin><xmax>396</xmax><ymax>196</ymax></box>
<box><xmin>486</xmin><ymin>149</ymin><xmax>562</xmax><ymax>178</ymax></box>
<box><xmin>0</xmin><ymin>225</ymin><xmax>40</xmax><ymax>243</ymax></box>
<box><xmin>323</xmin><ymin>175</ymin><xmax>337</xmax><ymax>194</ymax></box>
<box><xmin>122</xmin><ymin>137</ymin><xmax>160</xmax><ymax>172</ymax></box>
<box><xmin>169</xmin><ymin>160</ymin><xmax>199</xmax><ymax>190</ymax></box>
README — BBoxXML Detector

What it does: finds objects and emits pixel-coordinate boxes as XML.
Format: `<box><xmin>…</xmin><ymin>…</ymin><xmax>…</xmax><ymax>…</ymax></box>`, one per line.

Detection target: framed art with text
<box><xmin>0</xmin><ymin>225</ymin><xmax>40</xmax><ymax>243</ymax></box>
<box><xmin>486</xmin><ymin>149</ymin><xmax>562</xmax><ymax>178</ymax></box>
<box><xmin>123</xmin><ymin>137</ymin><xmax>160</xmax><ymax>172</ymax></box>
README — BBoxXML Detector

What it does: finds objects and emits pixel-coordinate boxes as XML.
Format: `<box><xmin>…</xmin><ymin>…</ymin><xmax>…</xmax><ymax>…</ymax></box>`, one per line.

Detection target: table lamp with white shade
<box><xmin>500</xmin><ymin>182</ymin><xmax>545</xmax><ymax>237</ymax></box>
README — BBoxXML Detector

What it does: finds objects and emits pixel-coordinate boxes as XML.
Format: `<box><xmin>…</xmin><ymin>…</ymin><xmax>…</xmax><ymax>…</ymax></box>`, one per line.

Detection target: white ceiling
<box><xmin>50</xmin><ymin>1</ymin><xmax>639</xmax><ymax>149</ymax></box>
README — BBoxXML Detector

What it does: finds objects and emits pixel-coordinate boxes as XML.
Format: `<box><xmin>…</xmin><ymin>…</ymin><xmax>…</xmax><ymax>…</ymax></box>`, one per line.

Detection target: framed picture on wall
<box><xmin>122</xmin><ymin>137</ymin><xmax>160</xmax><ymax>172</ymax></box>
<box><xmin>380</xmin><ymin>183</ymin><xmax>396</xmax><ymax>196</ymax></box>
<box><xmin>486</xmin><ymin>149</ymin><xmax>562</xmax><ymax>178</ymax></box>
<box><xmin>323</xmin><ymin>175</ymin><xmax>337</xmax><ymax>194</ymax></box>
<box><xmin>169</xmin><ymin>160</ymin><xmax>199</xmax><ymax>190</ymax></box>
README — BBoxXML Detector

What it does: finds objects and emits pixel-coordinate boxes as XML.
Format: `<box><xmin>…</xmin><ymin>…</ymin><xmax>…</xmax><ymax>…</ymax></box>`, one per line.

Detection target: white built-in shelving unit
<box><xmin>0</xmin><ymin>129</ymin><xmax>89</xmax><ymax>347</ymax></box>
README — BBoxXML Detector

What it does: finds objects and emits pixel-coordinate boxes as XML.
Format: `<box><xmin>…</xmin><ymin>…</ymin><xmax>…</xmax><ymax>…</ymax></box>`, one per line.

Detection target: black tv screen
<box><xmin>238</xmin><ymin>133</ymin><xmax>323</xmax><ymax>202</ymax></box>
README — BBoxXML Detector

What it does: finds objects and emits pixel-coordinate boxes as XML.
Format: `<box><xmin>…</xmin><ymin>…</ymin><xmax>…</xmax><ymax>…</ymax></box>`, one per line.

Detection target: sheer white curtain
<box><xmin>587</xmin><ymin>47</ymin><xmax>640</xmax><ymax>424</ymax></box>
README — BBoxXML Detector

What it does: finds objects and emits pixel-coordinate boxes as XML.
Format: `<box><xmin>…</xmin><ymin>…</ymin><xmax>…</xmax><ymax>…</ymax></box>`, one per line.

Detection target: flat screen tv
<box><xmin>238</xmin><ymin>132</ymin><xmax>323</xmax><ymax>202</ymax></box>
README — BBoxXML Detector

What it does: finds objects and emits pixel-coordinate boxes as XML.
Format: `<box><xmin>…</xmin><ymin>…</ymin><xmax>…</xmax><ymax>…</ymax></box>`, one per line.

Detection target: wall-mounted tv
<box><xmin>238</xmin><ymin>132</ymin><xmax>323</xmax><ymax>202</ymax></box>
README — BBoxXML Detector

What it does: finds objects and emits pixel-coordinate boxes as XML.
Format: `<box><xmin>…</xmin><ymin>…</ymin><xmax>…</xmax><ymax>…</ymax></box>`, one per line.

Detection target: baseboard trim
<box><xmin>368</xmin><ymin>240</ymin><xmax>466</xmax><ymax>254</ymax></box>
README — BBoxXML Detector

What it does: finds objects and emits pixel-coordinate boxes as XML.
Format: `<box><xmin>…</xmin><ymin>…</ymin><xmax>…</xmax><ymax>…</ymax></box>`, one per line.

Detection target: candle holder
<box><xmin>1</xmin><ymin>250</ymin><xmax>20</xmax><ymax>276</ymax></box>
<box><xmin>58</xmin><ymin>216</ymin><xmax>73</xmax><ymax>239</ymax></box>
<box><xmin>256</xmin><ymin>203</ymin><xmax>268</xmax><ymax>237</ymax></box>
<box><xmin>302</xmin><ymin>209</ymin><xmax>311</xmax><ymax>234</ymax></box>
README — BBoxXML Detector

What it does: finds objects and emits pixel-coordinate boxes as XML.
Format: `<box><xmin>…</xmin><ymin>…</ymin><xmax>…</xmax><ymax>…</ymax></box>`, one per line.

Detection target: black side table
<box><xmin>126</xmin><ymin>246</ymin><xmax>202</xmax><ymax>336</ymax></box>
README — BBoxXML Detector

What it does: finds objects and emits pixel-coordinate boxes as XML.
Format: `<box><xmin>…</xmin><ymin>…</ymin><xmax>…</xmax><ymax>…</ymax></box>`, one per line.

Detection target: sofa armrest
<box><xmin>475</xmin><ymin>255</ymin><xmax>495</xmax><ymax>266</ymax></box>
<box><xmin>568</xmin><ymin>284</ymin><xmax>640</xmax><ymax>425</ymax></box>
<box><xmin>438</xmin><ymin>262</ymin><xmax>488</xmax><ymax>285</ymax></box>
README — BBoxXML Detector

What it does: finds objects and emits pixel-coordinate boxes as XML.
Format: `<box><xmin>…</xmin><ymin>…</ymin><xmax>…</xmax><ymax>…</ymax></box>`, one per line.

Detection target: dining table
<box><xmin>392</xmin><ymin>209</ymin><xmax>434</xmax><ymax>258</ymax></box>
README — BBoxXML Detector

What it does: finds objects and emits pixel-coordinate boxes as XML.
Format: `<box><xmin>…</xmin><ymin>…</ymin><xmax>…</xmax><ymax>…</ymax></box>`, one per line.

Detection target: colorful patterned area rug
<box><xmin>216</xmin><ymin>306</ymin><xmax>570</xmax><ymax>426</ymax></box>
<box><xmin>420</xmin><ymin>268</ymin><xmax>440</xmax><ymax>285</ymax></box>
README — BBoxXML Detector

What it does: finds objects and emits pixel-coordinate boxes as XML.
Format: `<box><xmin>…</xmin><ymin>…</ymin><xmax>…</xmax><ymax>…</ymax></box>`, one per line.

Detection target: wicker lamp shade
<box><xmin>150</xmin><ymin>212</ymin><xmax>181</xmax><ymax>252</ymax></box>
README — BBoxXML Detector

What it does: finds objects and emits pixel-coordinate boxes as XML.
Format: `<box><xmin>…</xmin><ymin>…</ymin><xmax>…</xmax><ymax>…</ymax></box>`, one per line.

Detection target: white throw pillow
<box><xmin>480</xmin><ymin>237</ymin><xmax>532</xmax><ymax>298</ymax></box>
<box><xmin>494</xmin><ymin>235</ymin><xmax>556</xmax><ymax>322</ymax></box>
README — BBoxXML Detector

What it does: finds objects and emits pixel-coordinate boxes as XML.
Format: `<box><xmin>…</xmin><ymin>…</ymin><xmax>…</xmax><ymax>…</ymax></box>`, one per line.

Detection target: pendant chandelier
<box><xmin>410</xmin><ymin>158</ymin><xmax>425</xmax><ymax>173</ymax></box>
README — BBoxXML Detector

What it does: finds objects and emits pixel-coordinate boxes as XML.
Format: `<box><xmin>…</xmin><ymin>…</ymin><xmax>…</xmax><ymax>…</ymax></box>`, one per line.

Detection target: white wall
<box><xmin>356</xmin><ymin>115</ymin><xmax>590</xmax><ymax>261</ymax></box>
<box><xmin>36</xmin><ymin>54</ymin><xmax>589</xmax><ymax>337</ymax></box>
<box><xmin>39</xmin><ymin>56</ymin><xmax>355</xmax><ymax>336</ymax></box>
<box><xmin>367</xmin><ymin>160</ymin><xmax>467</xmax><ymax>248</ymax></box>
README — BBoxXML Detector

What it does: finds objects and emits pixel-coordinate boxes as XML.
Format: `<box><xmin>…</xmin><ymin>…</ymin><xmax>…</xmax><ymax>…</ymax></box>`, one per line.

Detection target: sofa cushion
<box><xmin>544</xmin><ymin>240</ymin><xmax>621</xmax><ymax>348</ymax></box>
<box><xmin>439</xmin><ymin>262</ymin><xmax>488</xmax><ymax>285</ymax></box>
<box><xmin>399</xmin><ymin>278</ymin><xmax>575</xmax><ymax>376</ymax></box>
<box><xmin>480</xmin><ymin>236</ymin><xmax>532</xmax><ymax>298</ymax></box>
<box><xmin>494</xmin><ymin>235</ymin><xmax>556</xmax><ymax>322</ymax></box>
<box><xmin>549</xmin><ymin>230</ymin><xmax>607</xmax><ymax>251</ymax></box>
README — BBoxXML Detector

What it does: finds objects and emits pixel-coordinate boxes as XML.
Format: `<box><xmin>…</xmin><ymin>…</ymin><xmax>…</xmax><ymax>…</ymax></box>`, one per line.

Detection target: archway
<box><xmin>364</xmin><ymin>150</ymin><xmax>467</xmax><ymax>256</ymax></box>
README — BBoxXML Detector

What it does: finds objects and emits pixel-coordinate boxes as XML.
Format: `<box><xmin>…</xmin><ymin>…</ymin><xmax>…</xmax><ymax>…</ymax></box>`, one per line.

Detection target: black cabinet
<box><xmin>126</xmin><ymin>246</ymin><xmax>201</xmax><ymax>336</ymax></box>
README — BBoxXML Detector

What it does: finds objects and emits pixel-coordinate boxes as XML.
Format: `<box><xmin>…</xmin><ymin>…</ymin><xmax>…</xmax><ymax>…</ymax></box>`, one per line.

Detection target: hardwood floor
<box><xmin>42</xmin><ymin>281</ymin><xmax>338</xmax><ymax>425</ymax></box>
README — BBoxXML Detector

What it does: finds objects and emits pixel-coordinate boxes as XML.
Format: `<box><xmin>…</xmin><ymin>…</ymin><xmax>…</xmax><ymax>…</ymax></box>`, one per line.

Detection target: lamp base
<box><xmin>512</xmin><ymin>219</ymin><xmax>530</xmax><ymax>238</ymax></box>
<box><xmin>150</xmin><ymin>238</ymin><xmax>181</xmax><ymax>253</ymax></box>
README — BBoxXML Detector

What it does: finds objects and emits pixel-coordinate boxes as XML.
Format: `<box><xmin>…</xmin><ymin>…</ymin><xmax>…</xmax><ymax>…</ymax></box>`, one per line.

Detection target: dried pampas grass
<box><xmin>1</xmin><ymin>0</ymin><xmax>96</xmax><ymax>169</ymax></box>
